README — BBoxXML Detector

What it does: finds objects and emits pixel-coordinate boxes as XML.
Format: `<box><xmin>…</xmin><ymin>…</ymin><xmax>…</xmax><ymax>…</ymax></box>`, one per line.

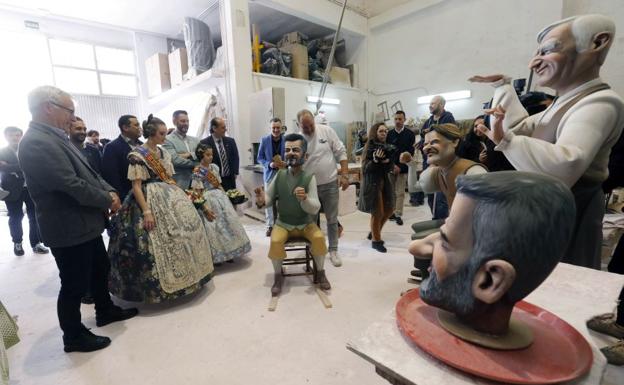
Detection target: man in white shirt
<box><xmin>470</xmin><ymin>14</ymin><xmax>624</xmax><ymax>269</ymax></box>
<box><xmin>297</xmin><ymin>109</ymin><xmax>349</xmax><ymax>267</ymax></box>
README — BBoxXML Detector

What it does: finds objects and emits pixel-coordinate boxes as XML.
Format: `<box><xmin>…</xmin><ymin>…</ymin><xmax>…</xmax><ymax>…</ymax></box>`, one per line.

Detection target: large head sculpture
<box><xmin>423</xmin><ymin>123</ymin><xmax>462</xmax><ymax>167</ymax></box>
<box><xmin>409</xmin><ymin>172</ymin><xmax>575</xmax><ymax>334</ymax></box>
<box><xmin>530</xmin><ymin>14</ymin><xmax>615</xmax><ymax>94</ymax></box>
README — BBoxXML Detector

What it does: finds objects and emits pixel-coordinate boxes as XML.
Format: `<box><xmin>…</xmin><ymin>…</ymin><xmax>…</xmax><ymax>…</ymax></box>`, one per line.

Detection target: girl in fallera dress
<box><xmin>107</xmin><ymin>115</ymin><xmax>214</xmax><ymax>303</ymax></box>
<box><xmin>192</xmin><ymin>143</ymin><xmax>251</xmax><ymax>264</ymax></box>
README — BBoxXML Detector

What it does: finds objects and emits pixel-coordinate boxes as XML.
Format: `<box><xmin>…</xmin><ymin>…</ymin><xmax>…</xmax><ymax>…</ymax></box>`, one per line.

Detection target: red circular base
<box><xmin>396</xmin><ymin>290</ymin><xmax>593</xmax><ymax>384</ymax></box>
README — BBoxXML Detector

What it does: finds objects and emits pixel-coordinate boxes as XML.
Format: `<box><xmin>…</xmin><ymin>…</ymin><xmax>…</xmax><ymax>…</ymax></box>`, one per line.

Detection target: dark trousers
<box><xmin>6</xmin><ymin>187</ymin><xmax>42</xmax><ymax>246</ymax></box>
<box><xmin>427</xmin><ymin>192</ymin><xmax>449</xmax><ymax>220</ymax></box>
<box><xmin>608</xmin><ymin>236</ymin><xmax>624</xmax><ymax>274</ymax></box>
<box><xmin>51</xmin><ymin>236</ymin><xmax>114</xmax><ymax>338</ymax></box>
<box><xmin>617</xmin><ymin>286</ymin><xmax>624</xmax><ymax>326</ymax></box>
<box><xmin>221</xmin><ymin>175</ymin><xmax>236</xmax><ymax>191</ymax></box>
<box><xmin>409</xmin><ymin>192</ymin><xmax>425</xmax><ymax>204</ymax></box>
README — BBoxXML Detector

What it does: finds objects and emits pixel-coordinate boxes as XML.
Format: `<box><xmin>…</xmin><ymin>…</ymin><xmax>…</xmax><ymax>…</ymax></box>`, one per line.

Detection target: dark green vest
<box><xmin>275</xmin><ymin>169</ymin><xmax>314</xmax><ymax>226</ymax></box>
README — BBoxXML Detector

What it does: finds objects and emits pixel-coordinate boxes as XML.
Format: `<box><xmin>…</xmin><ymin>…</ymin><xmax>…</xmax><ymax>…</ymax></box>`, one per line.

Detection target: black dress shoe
<box><xmin>395</xmin><ymin>216</ymin><xmax>404</xmax><ymax>226</ymax></box>
<box><xmin>388</xmin><ymin>214</ymin><xmax>396</xmax><ymax>221</ymax></box>
<box><xmin>372</xmin><ymin>241</ymin><xmax>387</xmax><ymax>253</ymax></box>
<box><xmin>64</xmin><ymin>328</ymin><xmax>111</xmax><ymax>353</ymax></box>
<box><xmin>266</xmin><ymin>227</ymin><xmax>273</xmax><ymax>237</ymax></box>
<box><xmin>13</xmin><ymin>242</ymin><xmax>24</xmax><ymax>256</ymax></box>
<box><xmin>96</xmin><ymin>306</ymin><xmax>138</xmax><ymax>327</ymax></box>
<box><xmin>367</xmin><ymin>232</ymin><xmax>372</xmax><ymax>240</ymax></box>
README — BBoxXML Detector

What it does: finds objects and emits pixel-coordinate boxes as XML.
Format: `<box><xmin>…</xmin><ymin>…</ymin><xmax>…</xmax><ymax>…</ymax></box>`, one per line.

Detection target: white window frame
<box><xmin>47</xmin><ymin>37</ymin><xmax>138</xmax><ymax>98</ymax></box>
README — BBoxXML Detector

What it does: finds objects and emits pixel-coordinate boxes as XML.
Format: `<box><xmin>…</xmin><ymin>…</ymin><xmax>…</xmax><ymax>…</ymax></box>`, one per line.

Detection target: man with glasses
<box><xmin>18</xmin><ymin>85</ymin><xmax>137</xmax><ymax>353</ymax></box>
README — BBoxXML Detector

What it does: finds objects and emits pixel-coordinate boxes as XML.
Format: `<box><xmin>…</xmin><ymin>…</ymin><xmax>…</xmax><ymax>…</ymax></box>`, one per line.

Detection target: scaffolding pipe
<box><xmin>315</xmin><ymin>0</ymin><xmax>348</xmax><ymax>115</ymax></box>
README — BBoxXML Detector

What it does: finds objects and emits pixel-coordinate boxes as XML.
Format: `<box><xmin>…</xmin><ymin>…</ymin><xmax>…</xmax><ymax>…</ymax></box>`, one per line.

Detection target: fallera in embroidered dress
<box><xmin>191</xmin><ymin>163</ymin><xmax>251</xmax><ymax>263</ymax></box>
<box><xmin>107</xmin><ymin>147</ymin><xmax>214</xmax><ymax>303</ymax></box>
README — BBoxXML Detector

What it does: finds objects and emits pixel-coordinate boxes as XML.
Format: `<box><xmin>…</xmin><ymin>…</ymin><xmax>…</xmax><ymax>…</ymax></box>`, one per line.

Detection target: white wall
<box><xmin>368</xmin><ymin>0</ymin><xmax>563</xmax><ymax>121</ymax></box>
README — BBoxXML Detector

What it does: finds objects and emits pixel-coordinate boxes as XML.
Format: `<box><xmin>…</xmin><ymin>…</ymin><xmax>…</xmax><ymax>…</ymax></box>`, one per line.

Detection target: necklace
<box><xmin>143</xmin><ymin>144</ymin><xmax>160</xmax><ymax>158</ymax></box>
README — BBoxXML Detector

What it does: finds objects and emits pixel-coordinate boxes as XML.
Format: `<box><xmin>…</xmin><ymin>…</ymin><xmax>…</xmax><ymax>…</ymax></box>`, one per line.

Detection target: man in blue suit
<box><xmin>257</xmin><ymin>118</ymin><xmax>285</xmax><ymax>236</ymax></box>
<box><xmin>200</xmin><ymin>117</ymin><xmax>240</xmax><ymax>191</ymax></box>
<box><xmin>101</xmin><ymin>115</ymin><xmax>142</xmax><ymax>201</ymax></box>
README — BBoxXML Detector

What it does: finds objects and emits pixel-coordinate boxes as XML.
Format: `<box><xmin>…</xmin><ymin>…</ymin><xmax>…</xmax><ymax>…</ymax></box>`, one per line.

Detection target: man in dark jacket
<box><xmin>387</xmin><ymin>111</ymin><xmax>415</xmax><ymax>225</ymax></box>
<box><xmin>69</xmin><ymin>118</ymin><xmax>102</xmax><ymax>174</ymax></box>
<box><xmin>200</xmin><ymin>117</ymin><xmax>240</xmax><ymax>191</ymax></box>
<box><xmin>101</xmin><ymin>115</ymin><xmax>142</xmax><ymax>201</ymax></box>
<box><xmin>19</xmin><ymin>86</ymin><xmax>137</xmax><ymax>353</ymax></box>
<box><xmin>419</xmin><ymin>95</ymin><xmax>455</xmax><ymax>220</ymax></box>
<box><xmin>0</xmin><ymin>126</ymin><xmax>48</xmax><ymax>256</ymax></box>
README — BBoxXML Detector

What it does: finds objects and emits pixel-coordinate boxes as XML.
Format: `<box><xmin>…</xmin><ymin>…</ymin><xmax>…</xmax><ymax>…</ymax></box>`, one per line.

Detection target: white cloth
<box><xmin>301</xmin><ymin>124</ymin><xmax>347</xmax><ymax>185</ymax></box>
<box><xmin>492</xmin><ymin>78</ymin><xmax>624</xmax><ymax>187</ymax></box>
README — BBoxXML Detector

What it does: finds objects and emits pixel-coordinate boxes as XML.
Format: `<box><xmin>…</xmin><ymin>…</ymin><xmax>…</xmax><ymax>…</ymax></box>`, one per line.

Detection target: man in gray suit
<box><xmin>162</xmin><ymin>110</ymin><xmax>200</xmax><ymax>189</ymax></box>
<box><xmin>18</xmin><ymin>86</ymin><xmax>137</xmax><ymax>353</ymax></box>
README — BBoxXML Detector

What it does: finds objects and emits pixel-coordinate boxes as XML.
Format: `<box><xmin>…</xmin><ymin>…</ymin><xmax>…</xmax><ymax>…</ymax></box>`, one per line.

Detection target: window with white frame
<box><xmin>49</xmin><ymin>38</ymin><xmax>137</xmax><ymax>97</ymax></box>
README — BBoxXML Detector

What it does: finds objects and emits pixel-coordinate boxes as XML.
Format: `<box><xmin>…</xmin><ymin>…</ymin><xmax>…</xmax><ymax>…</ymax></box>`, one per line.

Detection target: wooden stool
<box><xmin>282</xmin><ymin>237</ymin><xmax>317</xmax><ymax>283</ymax></box>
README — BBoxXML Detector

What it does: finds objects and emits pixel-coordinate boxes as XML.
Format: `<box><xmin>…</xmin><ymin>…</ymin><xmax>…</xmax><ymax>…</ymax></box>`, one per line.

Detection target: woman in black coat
<box><xmin>358</xmin><ymin>123</ymin><xmax>396</xmax><ymax>253</ymax></box>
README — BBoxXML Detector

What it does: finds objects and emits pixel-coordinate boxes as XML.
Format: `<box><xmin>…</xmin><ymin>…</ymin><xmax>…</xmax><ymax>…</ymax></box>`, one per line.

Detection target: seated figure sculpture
<box><xmin>255</xmin><ymin>133</ymin><xmax>331</xmax><ymax>296</ymax></box>
<box><xmin>401</xmin><ymin>123</ymin><xmax>487</xmax><ymax>279</ymax></box>
<box><xmin>408</xmin><ymin>171</ymin><xmax>575</xmax><ymax>341</ymax></box>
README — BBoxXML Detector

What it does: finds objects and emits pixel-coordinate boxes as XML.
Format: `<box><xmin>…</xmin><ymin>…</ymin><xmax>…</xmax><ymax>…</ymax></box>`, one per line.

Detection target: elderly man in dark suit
<box><xmin>19</xmin><ymin>86</ymin><xmax>137</xmax><ymax>353</ymax></box>
<box><xmin>200</xmin><ymin>117</ymin><xmax>239</xmax><ymax>191</ymax></box>
<box><xmin>101</xmin><ymin>114</ymin><xmax>142</xmax><ymax>201</ymax></box>
<box><xmin>0</xmin><ymin>126</ymin><xmax>48</xmax><ymax>256</ymax></box>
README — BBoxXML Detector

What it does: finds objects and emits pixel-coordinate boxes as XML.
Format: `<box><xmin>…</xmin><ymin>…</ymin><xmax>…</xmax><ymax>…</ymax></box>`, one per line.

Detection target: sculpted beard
<box><xmin>419</xmin><ymin>253</ymin><xmax>483</xmax><ymax>317</ymax></box>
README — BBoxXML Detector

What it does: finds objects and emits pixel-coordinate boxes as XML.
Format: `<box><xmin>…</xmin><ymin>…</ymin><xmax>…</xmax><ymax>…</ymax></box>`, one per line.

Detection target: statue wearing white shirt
<box><xmin>470</xmin><ymin>14</ymin><xmax>624</xmax><ymax>269</ymax></box>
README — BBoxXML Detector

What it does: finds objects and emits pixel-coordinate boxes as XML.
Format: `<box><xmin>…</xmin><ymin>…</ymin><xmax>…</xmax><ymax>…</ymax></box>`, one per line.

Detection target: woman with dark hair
<box><xmin>107</xmin><ymin>115</ymin><xmax>214</xmax><ymax>303</ymax></box>
<box><xmin>358</xmin><ymin>123</ymin><xmax>396</xmax><ymax>252</ymax></box>
<box><xmin>192</xmin><ymin>143</ymin><xmax>251</xmax><ymax>264</ymax></box>
<box><xmin>456</xmin><ymin>115</ymin><xmax>487</xmax><ymax>163</ymax></box>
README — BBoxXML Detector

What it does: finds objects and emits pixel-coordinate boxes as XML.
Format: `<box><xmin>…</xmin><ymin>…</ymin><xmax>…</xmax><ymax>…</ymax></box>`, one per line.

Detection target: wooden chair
<box><xmin>282</xmin><ymin>237</ymin><xmax>317</xmax><ymax>283</ymax></box>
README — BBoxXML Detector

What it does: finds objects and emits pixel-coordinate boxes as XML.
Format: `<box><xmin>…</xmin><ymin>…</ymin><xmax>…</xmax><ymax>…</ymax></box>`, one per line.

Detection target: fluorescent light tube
<box><xmin>417</xmin><ymin>90</ymin><xmax>472</xmax><ymax>104</ymax></box>
<box><xmin>306</xmin><ymin>96</ymin><xmax>340</xmax><ymax>105</ymax></box>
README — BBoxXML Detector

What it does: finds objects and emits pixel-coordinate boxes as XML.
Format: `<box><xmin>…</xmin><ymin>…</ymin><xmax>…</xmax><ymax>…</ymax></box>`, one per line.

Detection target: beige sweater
<box><xmin>492</xmin><ymin>78</ymin><xmax>624</xmax><ymax>187</ymax></box>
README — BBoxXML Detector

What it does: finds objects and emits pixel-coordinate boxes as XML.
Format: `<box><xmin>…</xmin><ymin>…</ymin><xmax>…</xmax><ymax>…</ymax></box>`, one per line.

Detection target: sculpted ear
<box><xmin>592</xmin><ymin>32</ymin><xmax>611</xmax><ymax>51</ymax></box>
<box><xmin>472</xmin><ymin>259</ymin><xmax>516</xmax><ymax>304</ymax></box>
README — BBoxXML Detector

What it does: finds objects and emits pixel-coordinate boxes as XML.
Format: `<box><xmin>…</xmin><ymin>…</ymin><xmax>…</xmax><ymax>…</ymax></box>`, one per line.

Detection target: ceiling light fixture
<box><xmin>417</xmin><ymin>90</ymin><xmax>472</xmax><ymax>104</ymax></box>
<box><xmin>307</xmin><ymin>96</ymin><xmax>340</xmax><ymax>105</ymax></box>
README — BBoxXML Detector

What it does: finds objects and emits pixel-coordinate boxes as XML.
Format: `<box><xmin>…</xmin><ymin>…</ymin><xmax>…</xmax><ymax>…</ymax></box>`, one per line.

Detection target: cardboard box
<box><xmin>329</xmin><ymin>66</ymin><xmax>351</xmax><ymax>87</ymax></box>
<box><xmin>277</xmin><ymin>31</ymin><xmax>307</xmax><ymax>47</ymax></box>
<box><xmin>168</xmin><ymin>48</ymin><xmax>188</xmax><ymax>87</ymax></box>
<box><xmin>145</xmin><ymin>53</ymin><xmax>171</xmax><ymax>97</ymax></box>
<box><xmin>280</xmin><ymin>43</ymin><xmax>309</xmax><ymax>80</ymax></box>
<box><xmin>345</xmin><ymin>64</ymin><xmax>358</xmax><ymax>88</ymax></box>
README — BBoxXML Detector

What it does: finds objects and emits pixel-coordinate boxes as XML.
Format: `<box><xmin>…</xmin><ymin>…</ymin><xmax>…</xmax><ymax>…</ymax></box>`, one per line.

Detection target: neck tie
<box><xmin>217</xmin><ymin>139</ymin><xmax>230</xmax><ymax>177</ymax></box>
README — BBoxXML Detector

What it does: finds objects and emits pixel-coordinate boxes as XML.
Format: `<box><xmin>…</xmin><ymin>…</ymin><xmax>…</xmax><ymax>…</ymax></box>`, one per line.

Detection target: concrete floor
<box><xmin>1</xmin><ymin>204</ymin><xmax>431</xmax><ymax>385</ymax></box>
<box><xmin>1</xmin><ymin>204</ymin><xmax>623</xmax><ymax>385</ymax></box>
